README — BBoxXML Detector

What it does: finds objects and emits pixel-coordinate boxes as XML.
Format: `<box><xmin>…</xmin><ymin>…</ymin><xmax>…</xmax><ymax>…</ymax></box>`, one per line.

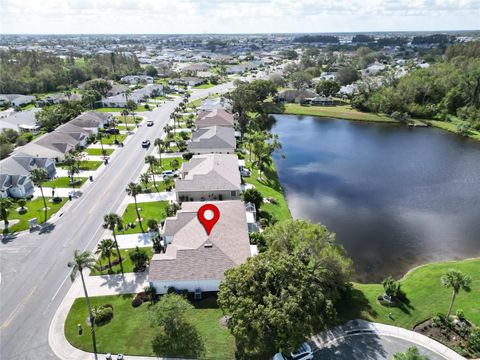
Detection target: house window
<box><xmin>231</xmin><ymin>191</ymin><xmax>236</xmax><ymax>197</ymax></box>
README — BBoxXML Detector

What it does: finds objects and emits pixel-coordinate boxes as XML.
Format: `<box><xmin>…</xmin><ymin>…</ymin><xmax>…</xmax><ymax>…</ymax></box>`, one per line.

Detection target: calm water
<box><xmin>272</xmin><ymin>115</ymin><xmax>480</xmax><ymax>282</ymax></box>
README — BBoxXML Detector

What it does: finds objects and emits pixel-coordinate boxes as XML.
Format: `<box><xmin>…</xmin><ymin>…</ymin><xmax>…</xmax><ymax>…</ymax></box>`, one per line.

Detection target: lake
<box><xmin>271</xmin><ymin>115</ymin><xmax>480</xmax><ymax>282</ymax></box>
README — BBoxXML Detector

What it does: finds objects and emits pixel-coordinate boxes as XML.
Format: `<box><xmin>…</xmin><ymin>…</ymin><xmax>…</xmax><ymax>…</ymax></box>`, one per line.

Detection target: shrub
<box><xmin>17</xmin><ymin>199</ymin><xmax>27</xmax><ymax>209</ymax></box>
<box><xmin>51</xmin><ymin>196</ymin><xmax>62</xmax><ymax>203</ymax></box>
<box><xmin>131</xmin><ymin>297</ymin><xmax>143</xmax><ymax>308</ymax></box>
<box><xmin>179</xmin><ymin>289</ymin><xmax>189</xmax><ymax>297</ymax></box>
<box><xmin>182</xmin><ymin>152</ymin><xmax>193</xmax><ymax>160</ymax></box>
<box><xmin>456</xmin><ymin>309</ymin><xmax>465</xmax><ymax>321</ymax></box>
<box><xmin>167</xmin><ymin>286</ymin><xmax>176</xmax><ymax>294</ymax></box>
<box><xmin>129</xmin><ymin>247</ymin><xmax>149</xmax><ymax>272</ymax></box>
<box><xmin>94</xmin><ymin>305</ymin><xmax>114</xmax><ymax>326</ymax></box>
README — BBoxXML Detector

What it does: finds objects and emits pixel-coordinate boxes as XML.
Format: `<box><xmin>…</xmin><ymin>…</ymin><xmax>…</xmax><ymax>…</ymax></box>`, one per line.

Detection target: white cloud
<box><xmin>0</xmin><ymin>0</ymin><xmax>478</xmax><ymax>33</ymax></box>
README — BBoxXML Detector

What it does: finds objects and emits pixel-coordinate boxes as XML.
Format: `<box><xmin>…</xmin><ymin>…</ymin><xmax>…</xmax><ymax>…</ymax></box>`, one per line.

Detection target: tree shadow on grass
<box><xmin>335</xmin><ymin>286</ymin><xmax>378</xmax><ymax>325</ymax></box>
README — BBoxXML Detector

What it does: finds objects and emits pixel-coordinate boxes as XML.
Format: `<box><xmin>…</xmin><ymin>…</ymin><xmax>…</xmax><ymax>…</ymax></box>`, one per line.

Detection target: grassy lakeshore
<box><xmin>266</xmin><ymin>102</ymin><xmax>480</xmax><ymax>142</ymax></box>
<box><xmin>267</xmin><ymin>103</ymin><xmax>396</xmax><ymax>123</ymax></box>
<box><xmin>338</xmin><ymin>258</ymin><xmax>480</xmax><ymax>329</ymax></box>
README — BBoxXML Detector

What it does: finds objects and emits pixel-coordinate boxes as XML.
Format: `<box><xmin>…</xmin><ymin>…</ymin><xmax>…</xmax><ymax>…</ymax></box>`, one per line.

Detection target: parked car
<box><xmin>142</xmin><ymin>140</ymin><xmax>151</xmax><ymax>148</ymax></box>
<box><xmin>105</xmin><ymin>128</ymin><xmax>120</xmax><ymax>135</ymax></box>
<box><xmin>161</xmin><ymin>170</ymin><xmax>179</xmax><ymax>178</ymax></box>
<box><xmin>273</xmin><ymin>343</ymin><xmax>313</xmax><ymax>360</ymax></box>
<box><xmin>146</xmin><ymin>120</ymin><xmax>154</xmax><ymax>127</ymax></box>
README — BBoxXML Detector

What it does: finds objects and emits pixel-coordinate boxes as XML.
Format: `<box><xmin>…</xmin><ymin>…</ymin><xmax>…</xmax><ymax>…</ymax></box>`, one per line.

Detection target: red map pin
<box><xmin>197</xmin><ymin>203</ymin><xmax>220</xmax><ymax>235</ymax></box>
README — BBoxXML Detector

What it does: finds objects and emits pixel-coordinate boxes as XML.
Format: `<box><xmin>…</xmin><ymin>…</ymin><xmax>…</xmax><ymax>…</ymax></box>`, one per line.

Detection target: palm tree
<box><xmin>96</xmin><ymin>239</ymin><xmax>115</xmax><ymax>271</ymax></box>
<box><xmin>30</xmin><ymin>168</ymin><xmax>49</xmax><ymax>223</ymax></box>
<box><xmin>126</xmin><ymin>182</ymin><xmax>144</xmax><ymax>233</ymax></box>
<box><xmin>67</xmin><ymin>163</ymin><xmax>80</xmax><ymax>189</ymax></box>
<box><xmin>140</xmin><ymin>173</ymin><xmax>150</xmax><ymax>192</ymax></box>
<box><xmin>145</xmin><ymin>156</ymin><xmax>159</xmax><ymax>191</ymax></box>
<box><xmin>121</xmin><ymin>109</ymin><xmax>129</xmax><ymax>133</ymax></box>
<box><xmin>154</xmin><ymin>138</ymin><xmax>164</xmax><ymax>167</ymax></box>
<box><xmin>68</xmin><ymin>250</ymin><xmax>98</xmax><ymax>358</ymax></box>
<box><xmin>103</xmin><ymin>213</ymin><xmax>124</xmax><ymax>274</ymax></box>
<box><xmin>441</xmin><ymin>269</ymin><xmax>472</xmax><ymax>319</ymax></box>
<box><xmin>0</xmin><ymin>198</ymin><xmax>13</xmax><ymax>232</ymax></box>
<box><xmin>96</xmin><ymin>132</ymin><xmax>105</xmax><ymax>156</ymax></box>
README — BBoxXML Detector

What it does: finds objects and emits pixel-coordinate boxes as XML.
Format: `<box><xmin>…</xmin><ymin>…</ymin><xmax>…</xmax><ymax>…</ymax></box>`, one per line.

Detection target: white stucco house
<box><xmin>148</xmin><ymin>200</ymin><xmax>253</xmax><ymax>294</ymax></box>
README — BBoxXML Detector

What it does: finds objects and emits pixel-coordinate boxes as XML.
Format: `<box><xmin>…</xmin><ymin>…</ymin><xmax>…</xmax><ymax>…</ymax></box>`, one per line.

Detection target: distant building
<box><xmin>120</xmin><ymin>75</ymin><xmax>154</xmax><ymax>85</ymax></box>
<box><xmin>0</xmin><ymin>94</ymin><xmax>35</xmax><ymax>107</ymax></box>
<box><xmin>196</xmin><ymin>109</ymin><xmax>236</xmax><ymax>128</ymax></box>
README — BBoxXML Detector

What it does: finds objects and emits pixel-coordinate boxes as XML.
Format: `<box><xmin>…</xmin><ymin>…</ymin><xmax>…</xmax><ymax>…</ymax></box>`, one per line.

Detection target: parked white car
<box><xmin>273</xmin><ymin>343</ymin><xmax>314</xmax><ymax>360</ymax></box>
<box><xmin>240</xmin><ymin>168</ymin><xmax>251</xmax><ymax>177</ymax></box>
<box><xmin>161</xmin><ymin>170</ymin><xmax>179</xmax><ymax>178</ymax></box>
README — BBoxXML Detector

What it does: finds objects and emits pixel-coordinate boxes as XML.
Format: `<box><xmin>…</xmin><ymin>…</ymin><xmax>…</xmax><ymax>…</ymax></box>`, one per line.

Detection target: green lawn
<box><xmin>139</xmin><ymin>181</ymin><xmax>168</xmax><ymax>193</ymax></box>
<box><xmin>113</xmin><ymin>115</ymin><xmax>142</xmax><ymax>124</ymax></box>
<box><xmin>95</xmin><ymin>108</ymin><xmax>125</xmax><ymax>113</ymax></box>
<box><xmin>152</xmin><ymin>157</ymin><xmax>184</xmax><ymax>173</ymax></box>
<box><xmin>194</xmin><ymin>81</ymin><xmax>215</xmax><ymax>89</ymax></box>
<box><xmin>90</xmin><ymin>247</ymin><xmax>154</xmax><ymax>275</ymax></box>
<box><xmin>57</xmin><ymin>161</ymin><xmax>103</xmax><ymax>171</ymax></box>
<box><xmin>6</xmin><ymin>197</ymin><xmax>67</xmax><ymax>233</ymax></box>
<box><xmin>102</xmin><ymin>134</ymin><xmax>127</xmax><ymax>145</ymax></box>
<box><xmin>427</xmin><ymin>120</ymin><xmax>480</xmax><ymax>142</ymax></box>
<box><xmin>43</xmin><ymin>177</ymin><xmax>87</xmax><ymax>188</ymax></box>
<box><xmin>64</xmin><ymin>294</ymin><xmax>235</xmax><ymax>359</ymax></box>
<box><xmin>337</xmin><ymin>258</ymin><xmax>480</xmax><ymax>329</ymax></box>
<box><xmin>120</xmin><ymin>201</ymin><xmax>169</xmax><ymax>234</ymax></box>
<box><xmin>244</xmin><ymin>158</ymin><xmax>291</xmax><ymax>223</ymax></box>
<box><xmin>84</xmin><ymin>148</ymin><xmax>114</xmax><ymax>156</ymax></box>
<box><xmin>20</xmin><ymin>103</ymin><xmax>36</xmax><ymax>110</ymax></box>
<box><xmin>270</xmin><ymin>103</ymin><xmax>395</xmax><ymax>123</ymax></box>
<box><xmin>117</xmin><ymin>124</ymin><xmax>136</xmax><ymax>130</ymax></box>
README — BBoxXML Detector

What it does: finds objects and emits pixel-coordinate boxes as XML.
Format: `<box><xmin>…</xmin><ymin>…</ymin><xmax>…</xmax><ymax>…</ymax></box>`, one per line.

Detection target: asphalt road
<box><xmin>0</xmin><ymin>82</ymin><xmax>234</xmax><ymax>360</ymax></box>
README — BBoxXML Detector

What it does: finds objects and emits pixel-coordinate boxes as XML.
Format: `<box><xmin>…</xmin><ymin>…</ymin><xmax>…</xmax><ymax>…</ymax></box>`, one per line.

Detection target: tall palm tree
<box><xmin>0</xmin><ymin>198</ymin><xmax>13</xmax><ymax>232</ymax></box>
<box><xmin>96</xmin><ymin>132</ymin><xmax>105</xmax><ymax>156</ymax></box>
<box><xmin>140</xmin><ymin>173</ymin><xmax>150</xmax><ymax>192</ymax></box>
<box><xmin>68</xmin><ymin>250</ymin><xmax>98</xmax><ymax>358</ymax></box>
<box><xmin>67</xmin><ymin>163</ymin><xmax>80</xmax><ymax>189</ymax></box>
<box><xmin>145</xmin><ymin>156</ymin><xmax>158</xmax><ymax>191</ymax></box>
<box><xmin>441</xmin><ymin>269</ymin><xmax>472</xmax><ymax>319</ymax></box>
<box><xmin>121</xmin><ymin>109</ymin><xmax>129</xmax><ymax>133</ymax></box>
<box><xmin>102</xmin><ymin>213</ymin><xmax>124</xmax><ymax>274</ymax></box>
<box><xmin>96</xmin><ymin>239</ymin><xmax>115</xmax><ymax>271</ymax></box>
<box><xmin>154</xmin><ymin>138</ymin><xmax>164</xmax><ymax>167</ymax></box>
<box><xmin>30</xmin><ymin>168</ymin><xmax>49</xmax><ymax>222</ymax></box>
<box><xmin>126</xmin><ymin>182</ymin><xmax>144</xmax><ymax>233</ymax></box>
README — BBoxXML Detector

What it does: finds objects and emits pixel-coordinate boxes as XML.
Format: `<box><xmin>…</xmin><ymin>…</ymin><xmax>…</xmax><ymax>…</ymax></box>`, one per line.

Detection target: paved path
<box><xmin>312</xmin><ymin>319</ymin><xmax>465</xmax><ymax>360</ymax></box>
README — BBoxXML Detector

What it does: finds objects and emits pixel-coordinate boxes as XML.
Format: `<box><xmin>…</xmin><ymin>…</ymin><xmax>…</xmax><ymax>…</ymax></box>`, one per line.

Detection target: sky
<box><xmin>0</xmin><ymin>0</ymin><xmax>479</xmax><ymax>34</ymax></box>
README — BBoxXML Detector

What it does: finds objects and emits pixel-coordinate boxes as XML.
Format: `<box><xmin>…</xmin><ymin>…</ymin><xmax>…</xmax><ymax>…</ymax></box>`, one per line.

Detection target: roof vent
<box><xmin>204</xmin><ymin>243</ymin><xmax>213</xmax><ymax>248</ymax></box>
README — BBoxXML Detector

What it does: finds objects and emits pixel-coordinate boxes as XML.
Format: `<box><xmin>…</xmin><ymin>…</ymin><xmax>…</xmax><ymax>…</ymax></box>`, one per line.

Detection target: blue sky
<box><xmin>0</xmin><ymin>0</ymin><xmax>478</xmax><ymax>34</ymax></box>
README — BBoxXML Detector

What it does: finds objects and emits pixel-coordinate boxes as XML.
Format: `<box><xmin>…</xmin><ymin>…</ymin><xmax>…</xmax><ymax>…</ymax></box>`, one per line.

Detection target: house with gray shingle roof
<box><xmin>70</xmin><ymin>111</ymin><xmax>112</xmax><ymax>133</ymax></box>
<box><xmin>196</xmin><ymin>109</ymin><xmax>236</xmax><ymax>129</ymax></box>
<box><xmin>187</xmin><ymin>126</ymin><xmax>236</xmax><ymax>155</ymax></box>
<box><xmin>0</xmin><ymin>154</ymin><xmax>55</xmax><ymax>198</ymax></box>
<box><xmin>148</xmin><ymin>200</ymin><xmax>252</xmax><ymax>294</ymax></box>
<box><xmin>175</xmin><ymin>154</ymin><xmax>241</xmax><ymax>202</ymax></box>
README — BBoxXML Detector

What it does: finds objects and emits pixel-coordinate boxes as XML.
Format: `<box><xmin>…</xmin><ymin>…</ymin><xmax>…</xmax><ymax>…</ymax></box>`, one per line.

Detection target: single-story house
<box><xmin>303</xmin><ymin>96</ymin><xmax>335</xmax><ymax>106</ymax></box>
<box><xmin>169</xmin><ymin>77</ymin><xmax>206</xmax><ymax>87</ymax></box>
<box><xmin>102</xmin><ymin>84</ymin><xmax>164</xmax><ymax>108</ymax></box>
<box><xmin>182</xmin><ymin>62</ymin><xmax>211</xmax><ymax>73</ymax></box>
<box><xmin>175</xmin><ymin>153</ymin><xmax>241</xmax><ymax>202</ymax></box>
<box><xmin>70</xmin><ymin>111</ymin><xmax>113</xmax><ymax>133</ymax></box>
<box><xmin>196</xmin><ymin>109</ymin><xmax>236</xmax><ymax>128</ymax></box>
<box><xmin>37</xmin><ymin>93</ymin><xmax>82</xmax><ymax>106</ymax></box>
<box><xmin>187</xmin><ymin>126</ymin><xmax>236</xmax><ymax>155</ymax></box>
<box><xmin>275</xmin><ymin>89</ymin><xmax>317</xmax><ymax>103</ymax></box>
<box><xmin>106</xmin><ymin>83</ymin><xmax>128</xmax><ymax>97</ymax></box>
<box><xmin>0</xmin><ymin>153</ymin><xmax>55</xmax><ymax>198</ymax></box>
<box><xmin>148</xmin><ymin>200</ymin><xmax>253</xmax><ymax>294</ymax></box>
<box><xmin>198</xmin><ymin>98</ymin><xmax>232</xmax><ymax>113</ymax></box>
<box><xmin>120</xmin><ymin>75</ymin><xmax>154</xmax><ymax>85</ymax></box>
<box><xmin>0</xmin><ymin>108</ymin><xmax>40</xmax><ymax>132</ymax></box>
<box><xmin>0</xmin><ymin>94</ymin><xmax>35</xmax><ymax>107</ymax></box>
